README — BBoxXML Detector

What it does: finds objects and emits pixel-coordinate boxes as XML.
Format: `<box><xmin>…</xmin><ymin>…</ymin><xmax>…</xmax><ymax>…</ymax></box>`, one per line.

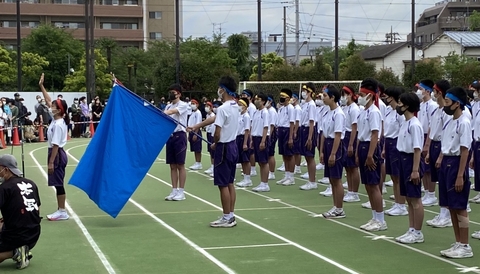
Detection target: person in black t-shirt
<box><xmin>0</xmin><ymin>154</ymin><xmax>41</xmax><ymax>270</ymax></box>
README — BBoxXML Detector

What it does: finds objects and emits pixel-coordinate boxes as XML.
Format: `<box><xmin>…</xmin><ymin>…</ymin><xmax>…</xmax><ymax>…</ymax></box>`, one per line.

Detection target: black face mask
<box><xmin>443</xmin><ymin>104</ymin><xmax>458</xmax><ymax>116</ymax></box>
<box><xmin>396</xmin><ymin>105</ymin><xmax>406</xmax><ymax>115</ymax></box>
<box><xmin>279</xmin><ymin>97</ymin><xmax>286</xmax><ymax>104</ymax></box>
<box><xmin>168</xmin><ymin>92</ymin><xmax>177</xmax><ymax>101</ymax></box>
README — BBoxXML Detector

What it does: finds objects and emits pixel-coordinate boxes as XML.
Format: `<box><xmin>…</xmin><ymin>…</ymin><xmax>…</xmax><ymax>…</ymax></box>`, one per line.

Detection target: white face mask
<box><xmin>205</xmin><ymin>107</ymin><xmax>211</xmax><ymax>113</ymax></box>
<box><xmin>474</xmin><ymin>92</ymin><xmax>479</xmax><ymax>99</ymax></box>
<box><xmin>315</xmin><ymin>99</ymin><xmax>324</xmax><ymax>107</ymax></box>
<box><xmin>191</xmin><ymin>104</ymin><xmax>197</xmax><ymax>111</ymax></box>
<box><xmin>301</xmin><ymin>91</ymin><xmax>307</xmax><ymax>99</ymax></box>
<box><xmin>340</xmin><ymin>96</ymin><xmax>347</xmax><ymax>106</ymax></box>
<box><xmin>416</xmin><ymin>89</ymin><xmax>424</xmax><ymax>100</ymax></box>
<box><xmin>431</xmin><ymin>92</ymin><xmax>437</xmax><ymax>102</ymax></box>
<box><xmin>238</xmin><ymin>105</ymin><xmax>244</xmax><ymax>113</ymax></box>
<box><xmin>358</xmin><ymin>95</ymin><xmax>369</xmax><ymax>107</ymax></box>
<box><xmin>213</xmin><ymin>108</ymin><xmax>217</xmax><ymax>114</ymax></box>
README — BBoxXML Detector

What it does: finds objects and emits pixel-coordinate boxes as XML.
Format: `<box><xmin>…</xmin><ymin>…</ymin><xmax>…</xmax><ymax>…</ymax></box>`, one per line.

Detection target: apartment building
<box><xmin>411</xmin><ymin>0</ymin><xmax>480</xmax><ymax>46</ymax></box>
<box><xmin>0</xmin><ymin>0</ymin><xmax>181</xmax><ymax>50</ymax></box>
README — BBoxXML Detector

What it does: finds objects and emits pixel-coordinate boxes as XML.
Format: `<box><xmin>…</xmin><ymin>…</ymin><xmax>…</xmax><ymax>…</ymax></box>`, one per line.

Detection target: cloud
<box><xmin>182</xmin><ymin>0</ymin><xmax>438</xmax><ymax>45</ymax></box>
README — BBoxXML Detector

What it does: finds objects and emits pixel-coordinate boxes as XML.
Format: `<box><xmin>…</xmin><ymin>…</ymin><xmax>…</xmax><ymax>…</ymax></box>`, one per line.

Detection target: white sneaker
<box><xmin>472</xmin><ymin>231</ymin><xmax>480</xmax><ymax>239</ymax></box>
<box><xmin>421</xmin><ymin>185</ymin><xmax>425</xmax><ymax>192</ymax></box>
<box><xmin>316</xmin><ymin>163</ymin><xmax>325</xmax><ymax>170</ymax></box>
<box><xmin>319</xmin><ymin>187</ymin><xmax>332</xmax><ymax>197</ymax></box>
<box><xmin>395</xmin><ymin>230</ymin><xmax>411</xmax><ymax>242</ymax></box>
<box><xmin>318</xmin><ymin>177</ymin><xmax>330</xmax><ymax>184</ymax></box>
<box><xmin>300</xmin><ymin>182</ymin><xmax>318</xmax><ymax>190</ymax></box>
<box><xmin>426</xmin><ymin>215</ymin><xmax>440</xmax><ymax>226</ymax></box>
<box><xmin>300</xmin><ymin>172</ymin><xmax>309</xmax><ymax>179</ymax></box>
<box><xmin>236</xmin><ymin>163</ymin><xmax>242</xmax><ymax>169</ymax></box>
<box><xmin>294</xmin><ymin>166</ymin><xmax>302</xmax><ymax>174</ymax></box>
<box><xmin>281</xmin><ymin>178</ymin><xmax>296</xmax><ymax>186</ymax></box>
<box><xmin>343</xmin><ymin>193</ymin><xmax>360</xmax><ymax>202</ymax></box>
<box><xmin>210</xmin><ymin>216</ymin><xmax>236</xmax><ymax>228</ymax></box>
<box><xmin>342</xmin><ymin>182</ymin><xmax>348</xmax><ymax>189</ymax></box>
<box><xmin>251</xmin><ymin>170</ymin><xmax>257</xmax><ymax>177</ymax></box>
<box><xmin>301</xmin><ymin>160</ymin><xmax>307</xmax><ymax>166</ymax></box>
<box><xmin>385</xmin><ymin>204</ymin><xmax>397</xmax><ymax>214</ymax></box>
<box><xmin>422</xmin><ymin>196</ymin><xmax>438</xmax><ymax>207</ymax></box>
<box><xmin>236</xmin><ymin>179</ymin><xmax>253</xmax><ymax>187</ymax></box>
<box><xmin>387</xmin><ymin>205</ymin><xmax>408</xmax><ymax>216</ymax></box>
<box><xmin>364</xmin><ymin>220</ymin><xmax>387</xmax><ymax>231</ymax></box>
<box><xmin>469</xmin><ymin>193</ymin><xmax>480</xmax><ymax>203</ymax></box>
<box><xmin>382</xmin><ymin>185</ymin><xmax>388</xmax><ymax>194</ymax></box>
<box><xmin>172</xmin><ymin>191</ymin><xmax>186</xmax><ymax>201</ymax></box>
<box><xmin>397</xmin><ymin>231</ymin><xmax>424</xmax><ymax>244</ymax></box>
<box><xmin>276</xmin><ymin>177</ymin><xmax>288</xmax><ymax>185</ymax></box>
<box><xmin>440</xmin><ymin>243</ymin><xmax>461</xmax><ymax>256</ymax></box>
<box><xmin>322</xmin><ymin>207</ymin><xmax>346</xmax><ymax>219</ymax></box>
<box><xmin>431</xmin><ymin>217</ymin><xmax>453</xmax><ymax>228</ymax></box>
<box><xmin>277</xmin><ymin>163</ymin><xmax>285</xmax><ymax>171</ymax></box>
<box><xmin>252</xmin><ymin>184</ymin><xmax>270</xmax><ymax>192</ymax></box>
<box><xmin>268</xmin><ymin>173</ymin><xmax>276</xmax><ymax>180</ymax></box>
<box><xmin>389</xmin><ymin>194</ymin><xmax>395</xmax><ymax>200</ymax></box>
<box><xmin>360</xmin><ymin>219</ymin><xmax>375</xmax><ymax>229</ymax></box>
<box><xmin>165</xmin><ymin>189</ymin><xmax>177</xmax><ymax>201</ymax></box>
<box><xmin>361</xmin><ymin>201</ymin><xmax>372</xmax><ymax>209</ymax></box>
<box><xmin>385</xmin><ymin>180</ymin><xmax>393</xmax><ymax>187</ymax></box>
<box><xmin>204</xmin><ymin>166</ymin><xmax>213</xmax><ymax>174</ymax></box>
<box><xmin>467</xmin><ymin>203</ymin><xmax>472</xmax><ymax>213</ymax></box>
<box><xmin>189</xmin><ymin>163</ymin><xmax>202</xmax><ymax>170</ymax></box>
<box><xmin>47</xmin><ymin>209</ymin><xmax>69</xmax><ymax>221</ymax></box>
<box><xmin>442</xmin><ymin>244</ymin><xmax>474</xmax><ymax>259</ymax></box>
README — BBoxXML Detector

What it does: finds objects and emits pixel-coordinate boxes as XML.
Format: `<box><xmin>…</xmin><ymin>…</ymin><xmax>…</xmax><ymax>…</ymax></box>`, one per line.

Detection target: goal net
<box><xmin>239</xmin><ymin>81</ymin><xmax>362</xmax><ymax>100</ymax></box>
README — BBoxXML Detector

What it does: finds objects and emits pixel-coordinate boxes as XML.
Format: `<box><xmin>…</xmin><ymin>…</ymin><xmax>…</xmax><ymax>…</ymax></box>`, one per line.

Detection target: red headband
<box><xmin>56</xmin><ymin>99</ymin><xmax>65</xmax><ymax>115</ymax></box>
<box><xmin>342</xmin><ymin>86</ymin><xmax>358</xmax><ymax>101</ymax></box>
<box><xmin>360</xmin><ymin>88</ymin><xmax>379</xmax><ymax>107</ymax></box>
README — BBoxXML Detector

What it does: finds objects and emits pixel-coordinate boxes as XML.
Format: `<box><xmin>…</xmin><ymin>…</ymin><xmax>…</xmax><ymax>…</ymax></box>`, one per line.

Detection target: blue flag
<box><xmin>69</xmin><ymin>84</ymin><xmax>177</xmax><ymax>218</ymax></box>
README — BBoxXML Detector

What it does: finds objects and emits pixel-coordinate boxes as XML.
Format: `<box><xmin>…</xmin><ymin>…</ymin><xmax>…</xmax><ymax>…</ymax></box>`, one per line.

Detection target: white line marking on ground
<box><xmin>66</xmin><ymin>145</ymin><xmax>236</xmax><ymax>274</ymax></box>
<box><xmin>203</xmin><ymin>243</ymin><xmax>292</xmax><ymax>250</ymax></box>
<box><xmin>30</xmin><ymin>147</ymin><xmax>116</xmax><ymax>274</ymax></box>
<box><xmin>145</xmin><ymin>173</ymin><xmax>360</xmax><ymax>274</ymax></box>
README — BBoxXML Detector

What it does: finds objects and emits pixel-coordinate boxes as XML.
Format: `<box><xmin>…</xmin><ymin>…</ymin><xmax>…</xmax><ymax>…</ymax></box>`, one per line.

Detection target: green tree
<box><xmin>22</xmin><ymin>24</ymin><xmax>84</xmax><ymax>91</ymax></box>
<box><xmin>63</xmin><ymin>49</ymin><xmax>112</xmax><ymax>99</ymax></box>
<box><xmin>0</xmin><ymin>46</ymin><xmax>15</xmax><ymax>90</ymax></box>
<box><xmin>316</xmin><ymin>39</ymin><xmax>369</xmax><ymax>72</ymax></box>
<box><xmin>309</xmin><ymin>55</ymin><xmax>334</xmax><ymax>80</ymax></box>
<box><xmin>226</xmin><ymin>34</ymin><xmax>251</xmax><ymax>81</ymax></box>
<box><xmin>96</xmin><ymin>37</ymin><xmax>118</xmax><ymax>73</ymax></box>
<box><xmin>9</xmin><ymin>51</ymin><xmax>49</xmax><ymax>91</ymax></box>
<box><xmin>375</xmin><ymin>68</ymin><xmax>402</xmax><ymax>88</ymax></box>
<box><xmin>339</xmin><ymin>54</ymin><xmax>376</xmax><ymax>80</ymax></box>
<box><xmin>250</xmin><ymin>52</ymin><xmax>285</xmax><ymax>80</ymax></box>
<box><xmin>443</xmin><ymin>52</ymin><xmax>480</xmax><ymax>87</ymax></box>
<box><xmin>402</xmin><ymin>58</ymin><xmax>445</xmax><ymax>88</ymax></box>
<box><xmin>469</xmin><ymin>10</ymin><xmax>480</xmax><ymax>31</ymax></box>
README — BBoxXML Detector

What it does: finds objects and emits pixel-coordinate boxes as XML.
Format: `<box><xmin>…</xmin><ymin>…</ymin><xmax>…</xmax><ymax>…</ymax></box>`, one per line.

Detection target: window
<box><xmin>430</xmin><ymin>33</ymin><xmax>435</xmax><ymax>42</ymax></box>
<box><xmin>100</xmin><ymin>0</ymin><xmax>119</xmax><ymax>5</ymax></box>
<box><xmin>1</xmin><ymin>21</ymin><xmax>40</xmax><ymax>28</ymax></box>
<box><xmin>149</xmin><ymin>32</ymin><xmax>162</xmax><ymax>40</ymax></box>
<box><xmin>53</xmin><ymin>22</ymin><xmax>85</xmax><ymax>29</ymax></box>
<box><xmin>149</xmin><ymin>11</ymin><xmax>162</xmax><ymax>19</ymax></box>
<box><xmin>53</xmin><ymin>0</ymin><xmax>85</xmax><ymax>4</ymax></box>
<box><xmin>101</xmin><ymin>23</ymin><xmax>138</xmax><ymax>29</ymax></box>
<box><xmin>124</xmin><ymin>0</ymin><xmax>138</xmax><ymax>5</ymax></box>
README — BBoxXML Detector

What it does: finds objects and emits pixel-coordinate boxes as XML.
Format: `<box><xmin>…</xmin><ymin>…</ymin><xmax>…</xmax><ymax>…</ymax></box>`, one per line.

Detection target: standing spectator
<box><xmin>158</xmin><ymin>97</ymin><xmax>167</xmax><ymax>111</ymax></box>
<box><xmin>79</xmin><ymin>97</ymin><xmax>89</xmax><ymax>137</ymax></box>
<box><xmin>91</xmin><ymin>98</ymin><xmax>103</xmax><ymax>131</ymax></box>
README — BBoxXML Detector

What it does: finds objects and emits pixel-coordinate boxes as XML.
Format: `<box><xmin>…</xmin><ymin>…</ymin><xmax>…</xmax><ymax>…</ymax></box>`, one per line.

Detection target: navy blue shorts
<box><xmin>236</xmin><ymin>135</ymin><xmax>251</xmax><ymax>163</ymax></box>
<box><xmin>293</xmin><ymin>127</ymin><xmax>301</xmax><ymax>155</ymax></box>
<box><xmin>166</xmin><ymin>132</ymin><xmax>187</xmax><ymax>165</ymax></box>
<box><xmin>474</xmin><ymin>141</ymin><xmax>480</xmax><ymax>192</ymax></box>
<box><xmin>323</xmin><ymin>138</ymin><xmax>345</xmax><ymax>179</ymax></box>
<box><xmin>385</xmin><ymin>138</ymin><xmax>400</xmax><ymax>177</ymax></box>
<box><xmin>269</xmin><ymin>128</ymin><xmax>277</xmax><ymax>157</ymax></box>
<box><xmin>399</xmin><ymin>152</ymin><xmax>423</xmax><ymax>198</ymax></box>
<box><xmin>428</xmin><ymin>140</ymin><xmax>442</xmax><ymax>182</ymax></box>
<box><xmin>358</xmin><ymin>141</ymin><xmax>381</xmax><ymax>185</ymax></box>
<box><xmin>277</xmin><ymin>127</ymin><xmax>293</xmax><ymax>156</ymax></box>
<box><xmin>438</xmin><ymin>156</ymin><xmax>471</xmax><ymax>210</ymax></box>
<box><xmin>342</xmin><ymin>131</ymin><xmax>357</xmax><ymax>168</ymax></box>
<box><xmin>47</xmin><ymin>147</ymin><xmax>67</xmax><ymax>187</ymax></box>
<box><xmin>253</xmin><ymin>136</ymin><xmax>269</xmax><ymax>164</ymax></box>
<box><xmin>300</xmin><ymin>126</ymin><xmax>317</xmax><ymax>158</ymax></box>
<box><xmin>214</xmin><ymin>141</ymin><xmax>237</xmax><ymax>187</ymax></box>
<box><xmin>188</xmin><ymin>131</ymin><xmax>203</xmax><ymax>153</ymax></box>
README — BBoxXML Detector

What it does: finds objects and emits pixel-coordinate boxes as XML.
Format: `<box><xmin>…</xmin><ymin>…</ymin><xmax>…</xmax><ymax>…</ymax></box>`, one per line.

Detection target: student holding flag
<box><xmin>39</xmin><ymin>73</ymin><xmax>70</xmax><ymax>221</ymax></box>
<box><xmin>163</xmin><ymin>84</ymin><xmax>189</xmax><ymax>201</ymax></box>
<box><xmin>188</xmin><ymin>76</ymin><xmax>240</xmax><ymax>227</ymax></box>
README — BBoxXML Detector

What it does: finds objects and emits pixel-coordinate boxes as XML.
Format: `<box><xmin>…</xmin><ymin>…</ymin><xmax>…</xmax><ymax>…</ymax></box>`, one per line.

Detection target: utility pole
<box><xmin>334</xmin><ymin>0</ymin><xmax>339</xmax><ymax>80</ymax></box>
<box><xmin>411</xmin><ymin>0</ymin><xmax>415</xmax><ymax>80</ymax></box>
<box><xmin>175</xmin><ymin>0</ymin><xmax>180</xmax><ymax>84</ymax></box>
<box><xmin>89</xmin><ymin>0</ymin><xmax>95</xmax><ymax>97</ymax></box>
<box><xmin>84</xmin><ymin>0</ymin><xmax>90</xmax><ymax>97</ymax></box>
<box><xmin>294</xmin><ymin>0</ymin><xmax>299</xmax><ymax>66</ymax></box>
<box><xmin>16</xmin><ymin>0</ymin><xmax>21</xmax><ymax>93</ymax></box>
<box><xmin>257</xmin><ymin>0</ymin><xmax>262</xmax><ymax>80</ymax></box>
<box><xmin>283</xmin><ymin>6</ymin><xmax>287</xmax><ymax>62</ymax></box>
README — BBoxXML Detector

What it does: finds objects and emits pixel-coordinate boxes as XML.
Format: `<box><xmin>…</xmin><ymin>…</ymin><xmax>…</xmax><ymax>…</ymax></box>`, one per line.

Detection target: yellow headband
<box><xmin>302</xmin><ymin>85</ymin><xmax>313</xmax><ymax>93</ymax></box>
<box><xmin>280</xmin><ymin>92</ymin><xmax>290</xmax><ymax>98</ymax></box>
<box><xmin>238</xmin><ymin>100</ymin><xmax>247</xmax><ymax>107</ymax></box>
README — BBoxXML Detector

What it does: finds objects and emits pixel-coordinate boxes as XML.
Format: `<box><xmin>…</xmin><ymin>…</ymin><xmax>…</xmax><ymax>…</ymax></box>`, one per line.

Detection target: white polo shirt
<box><xmin>322</xmin><ymin>107</ymin><xmax>346</xmax><ymax>139</ymax></box>
<box><xmin>277</xmin><ymin>104</ymin><xmax>295</xmax><ymax>128</ymax></box>
<box><xmin>166</xmin><ymin>100</ymin><xmax>188</xmax><ymax>132</ymax></box>
<box><xmin>343</xmin><ymin>103</ymin><xmax>360</xmax><ymax>132</ymax></box>
<box><xmin>396</xmin><ymin>116</ymin><xmax>423</xmax><ymax>153</ymax></box>
<box><xmin>419</xmin><ymin>99</ymin><xmax>438</xmax><ymax>134</ymax></box>
<box><xmin>213</xmin><ymin>100</ymin><xmax>239</xmax><ymax>143</ymax></box>
<box><xmin>384</xmin><ymin>106</ymin><xmax>405</xmax><ymax>139</ymax></box>
<box><xmin>357</xmin><ymin>104</ymin><xmax>382</xmax><ymax>142</ymax></box>
<box><xmin>300</xmin><ymin>100</ymin><xmax>316</xmax><ymax>127</ymax></box>
<box><xmin>237</xmin><ymin>112</ymin><xmax>251</xmax><ymax>136</ymax></box>
<box><xmin>441</xmin><ymin>113</ymin><xmax>472</xmax><ymax>156</ymax></box>
<box><xmin>187</xmin><ymin>110</ymin><xmax>202</xmax><ymax>127</ymax></box>
<box><xmin>206</xmin><ymin>112</ymin><xmax>216</xmax><ymax>134</ymax></box>
<box><xmin>251</xmin><ymin>108</ymin><xmax>269</xmax><ymax>137</ymax></box>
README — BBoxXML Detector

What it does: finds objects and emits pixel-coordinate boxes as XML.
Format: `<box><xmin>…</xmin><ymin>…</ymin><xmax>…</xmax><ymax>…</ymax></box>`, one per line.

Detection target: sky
<box><xmin>182</xmin><ymin>0</ymin><xmax>443</xmax><ymax>45</ymax></box>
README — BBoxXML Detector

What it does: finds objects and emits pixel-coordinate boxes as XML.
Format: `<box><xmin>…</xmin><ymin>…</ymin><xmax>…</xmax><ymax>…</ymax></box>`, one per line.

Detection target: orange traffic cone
<box><xmin>12</xmin><ymin>127</ymin><xmax>20</xmax><ymax>146</ymax></box>
<box><xmin>89</xmin><ymin>121</ymin><xmax>95</xmax><ymax>138</ymax></box>
<box><xmin>38</xmin><ymin>124</ymin><xmax>45</xmax><ymax>142</ymax></box>
<box><xmin>0</xmin><ymin>128</ymin><xmax>6</xmax><ymax>148</ymax></box>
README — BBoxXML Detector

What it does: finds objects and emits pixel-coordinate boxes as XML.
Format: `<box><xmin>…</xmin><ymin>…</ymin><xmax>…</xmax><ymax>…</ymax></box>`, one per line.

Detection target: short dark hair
<box><xmin>399</xmin><ymin>92</ymin><xmax>421</xmax><ymax>113</ymax></box>
<box><xmin>239</xmin><ymin>98</ymin><xmax>249</xmax><ymax>107</ymax></box>
<box><xmin>280</xmin><ymin>88</ymin><xmax>293</xmax><ymax>98</ymax></box>
<box><xmin>384</xmin><ymin>86</ymin><xmax>405</xmax><ymax>102</ymax></box>
<box><xmin>242</xmin><ymin>89</ymin><xmax>253</xmax><ymax>98</ymax></box>
<box><xmin>255</xmin><ymin>92</ymin><xmax>268</xmax><ymax>104</ymax></box>
<box><xmin>360</xmin><ymin>78</ymin><xmax>378</xmax><ymax>93</ymax></box>
<box><xmin>434</xmin><ymin>80</ymin><xmax>450</xmax><ymax>98</ymax></box>
<box><xmin>419</xmin><ymin>79</ymin><xmax>434</xmax><ymax>90</ymax></box>
<box><xmin>218</xmin><ymin>76</ymin><xmax>237</xmax><ymax>95</ymax></box>
<box><xmin>168</xmin><ymin>84</ymin><xmax>182</xmax><ymax>93</ymax></box>
<box><xmin>446</xmin><ymin>87</ymin><xmax>470</xmax><ymax>110</ymax></box>
<box><xmin>302</xmin><ymin>82</ymin><xmax>316</xmax><ymax>94</ymax></box>
<box><xmin>324</xmin><ymin>85</ymin><xmax>340</xmax><ymax>103</ymax></box>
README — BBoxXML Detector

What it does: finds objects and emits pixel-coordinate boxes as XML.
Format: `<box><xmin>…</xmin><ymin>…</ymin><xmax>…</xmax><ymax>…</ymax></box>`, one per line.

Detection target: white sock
<box><xmin>372</xmin><ymin>210</ymin><xmax>376</xmax><ymax>220</ymax></box>
<box><xmin>269</xmin><ymin>172</ymin><xmax>274</xmax><ymax>176</ymax></box>
<box><xmin>223</xmin><ymin>213</ymin><xmax>229</xmax><ymax>219</ymax></box>
<box><xmin>251</xmin><ymin>167</ymin><xmax>256</xmax><ymax>173</ymax></box>
<box><xmin>429</xmin><ymin>191</ymin><xmax>436</xmax><ymax>198</ymax></box>
<box><xmin>244</xmin><ymin>174</ymin><xmax>251</xmax><ymax>180</ymax></box>
<box><xmin>375</xmin><ymin>212</ymin><xmax>385</xmax><ymax>223</ymax></box>
<box><xmin>409</xmin><ymin>227</ymin><xmax>415</xmax><ymax>232</ymax></box>
<box><xmin>261</xmin><ymin>182</ymin><xmax>268</xmax><ymax>186</ymax></box>
<box><xmin>424</xmin><ymin>190</ymin><xmax>429</xmax><ymax>196</ymax></box>
<box><xmin>295</xmin><ymin>165</ymin><xmax>300</xmax><ymax>170</ymax></box>
<box><xmin>415</xmin><ymin>229</ymin><xmax>422</xmax><ymax>235</ymax></box>
<box><xmin>440</xmin><ymin>207</ymin><xmax>449</xmax><ymax>218</ymax></box>
<box><xmin>336</xmin><ymin>207</ymin><xmax>343</xmax><ymax>212</ymax></box>
<box><xmin>210</xmin><ymin>164</ymin><xmax>214</xmax><ymax>169</ymax></box>
<box><xmin>285</xmin><ymin>172</ymin><xmax>291</xmax><ymax>178</ymax></box>
<box><xmin>229</xmin><ymin>212</ymin><xmax>234</xmax><ymax>218</ymax></box>
<box><xmin>178</xmin><ymin>188</ymin><xmax>184</xmax><ymax>193</ymax></box>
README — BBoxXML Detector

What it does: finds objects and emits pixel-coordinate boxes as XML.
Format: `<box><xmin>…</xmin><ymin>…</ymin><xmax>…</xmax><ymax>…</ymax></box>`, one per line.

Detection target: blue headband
<box><xmin>220</xmin><ymin>85</ymin><xmax>236</xmax><ymax>97</ymax></box>
<box><xmin>242</xmin><ymin>90</ymin><xmax>252</xmax><ymax>97</ymax></box>
<box><xmin>419</xmin><ymin>83</ymin><xmax>433</xmax><ymax>92</ymax></box>
<box><xmin>324</xmin><ymin>88</ymin><xmax>330</xmax><ymax>95</ymax></box>
<box><xmin>446</xmin><ymin>93</ymin><xmax>471</xmax><ymax>109</ymax></box>
<box><xmin>267</xmin><ymin>96</ymin><xmax>273</xmax><ymax>102</ymax></box>
<box><xmin>292</xmin><ymin>93</ymin><xmax>299</xmax><ymax>99</ymax></box>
